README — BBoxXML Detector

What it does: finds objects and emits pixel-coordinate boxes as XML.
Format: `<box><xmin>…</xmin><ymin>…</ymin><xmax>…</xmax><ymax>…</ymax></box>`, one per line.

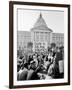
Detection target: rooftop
<box><xmin>31</xmin><ymin>13</ymin><xmax>53</xmax><ymax>32</ymax></box>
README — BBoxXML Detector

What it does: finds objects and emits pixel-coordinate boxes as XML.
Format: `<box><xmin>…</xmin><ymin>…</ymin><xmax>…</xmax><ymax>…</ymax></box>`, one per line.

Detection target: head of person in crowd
<box><xmin>43</xmin><ymin>55</ymin><xmax>47</xmax><ymax>62</ymax></box>
<box><xmin>17</xmin><ymin>58</ymin><xmax>23</xmax><ymax>68</ymax></box>
<box><xmin>33</xmin><ymin>54</ymin><xmax>37</xmax><ymax>60</ymax></box>
<box><xmin>23</xmin><ymin>63</ymin><xmax>28</xmax><ymax>69</ymax></box>
<box><xmin>48</xmin><ymin>49</ymin><xmax>53</xmax><ymax>56</ymax></box>
<box><xmin>19</xmin><ymin>53</ymin><xmax>24</xmax><ymax>59</ymax></box>
<box><xmin>48</xmin><ymin>50</ymin><xmax>54</xmax><ymax>63</ymax></box>
<box><xmin>28</xmin><ymin>55</ymin><xmax>33</xmax><ymax>64</ymax></box>
<box><xmin>56</xmin><ymin>47</ymin><xmax>60</xmax><ymax>52</ymax></box>
<box><xmin>37</xmin><ymin>55</ymin><xmax>41</xmax><ymax>61</ymax></box>
<box><xmin>35</xmin><ymin>52</ymin><xmax>38</xmax><ymax>57</ymax></box>
<box><xmin>30</xmin><ymin>60</ymin><xmax>37</xmax><ymax>70</ymax></box>
<box><xmin>33</xmin><ymin>55</ymin><xmax>38</xmax><ymax>67</ymax></box>
<box><xmin>59</xmin><ymin>46</ymin><xmax>64</xmax><ymax>53</ymax></box>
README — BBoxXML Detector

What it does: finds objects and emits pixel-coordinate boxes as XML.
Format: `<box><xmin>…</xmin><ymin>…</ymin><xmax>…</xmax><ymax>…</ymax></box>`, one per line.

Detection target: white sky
<box><xmin>18</xmin><ymin>9</ymin><xmax>64</xmax><ymax>33</ymax></box>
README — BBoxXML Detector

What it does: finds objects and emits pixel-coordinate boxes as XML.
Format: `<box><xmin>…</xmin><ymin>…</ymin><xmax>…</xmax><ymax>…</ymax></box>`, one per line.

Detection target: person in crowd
<box><xmin>27</xmin><ymin>54</ymin><xmax>33</xmax><ymax>64</ymax></box>
<box><xmin>26</xmin><ymin>60</ymin><xmax>40</xmax><ymax>80</ymax></box>
<box><xmin>33</xmin><ymin>55</ymin><xmax>38</xmax><ymax>68</ymax></box>
<box><xmin>47</xmin><ymin>48</ymin><xmax>60</xmax><ymax>78</ymax></box>
<box><xmin>47</xmin><ymin>54</ymin><xmax>60</xmax><ymax>79</ymax></box>
<box><xmin>58</xmin><ymin>47</ymin><xmax>64</xmax><ymax>78</ymax></box>
<box><xmin>44</xmin><ymin>56</ymin><xmax>51</xmax><ymax>72</ymax></box>
<box><xmin>55</xmin><ymin>47</ymin><xmax>64</xmax><ymax>78</ymax></box>
<box><xmin>17</xmin><ymin>58</ymin><xmax>22</xmax><ymax>72</ymax></box>
<box><xmin>37</xmin><ymin>55</ymin><xmax>42</xmax><ymax>66</ymax></box>
<box><xmin>17</xmin><ymin>63</ymin><xmax>28</xmax><ymax>80</ymax></box>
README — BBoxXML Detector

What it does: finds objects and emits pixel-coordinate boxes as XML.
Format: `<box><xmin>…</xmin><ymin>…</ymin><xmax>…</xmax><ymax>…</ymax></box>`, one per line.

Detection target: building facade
<box><xmin>31</xmin><ymin>13</ymin><xmax>53</xmax><ymax>52</ymax></box>
<box><xmin>52</xmin><ymin>33</ymin><xmax>64</xmax><ymax>47</ymax></box>
<box><xmin>17</xmin><ymin>31</ymin><xmax>31</xmax><ymax>52</ymax></box>
<box><xmin>17</xmin><ymin>13</ymin><xmax>64</xmax><ymax>52</ymax></box>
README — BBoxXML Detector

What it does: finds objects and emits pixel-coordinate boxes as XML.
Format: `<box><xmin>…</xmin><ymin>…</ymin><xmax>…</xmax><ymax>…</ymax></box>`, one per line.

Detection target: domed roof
<box><xmin>31</xmin><ymin>13</ymin><xmax>53</xmax><ymax>32</ymax></box>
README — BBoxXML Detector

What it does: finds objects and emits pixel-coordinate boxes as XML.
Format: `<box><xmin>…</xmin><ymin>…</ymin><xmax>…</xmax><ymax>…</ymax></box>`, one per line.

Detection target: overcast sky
<box><xmin>18</xmin><ymin>9</ymin><xmax>64</xmax><ymax>33</ymax></box>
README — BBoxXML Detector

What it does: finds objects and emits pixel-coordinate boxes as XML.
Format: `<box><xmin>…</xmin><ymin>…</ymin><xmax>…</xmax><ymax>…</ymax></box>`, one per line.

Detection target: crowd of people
<box><xmin>17</xmin><ymin>46</ymin><xmax>64</xmax><ymax>81</ymax></box>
